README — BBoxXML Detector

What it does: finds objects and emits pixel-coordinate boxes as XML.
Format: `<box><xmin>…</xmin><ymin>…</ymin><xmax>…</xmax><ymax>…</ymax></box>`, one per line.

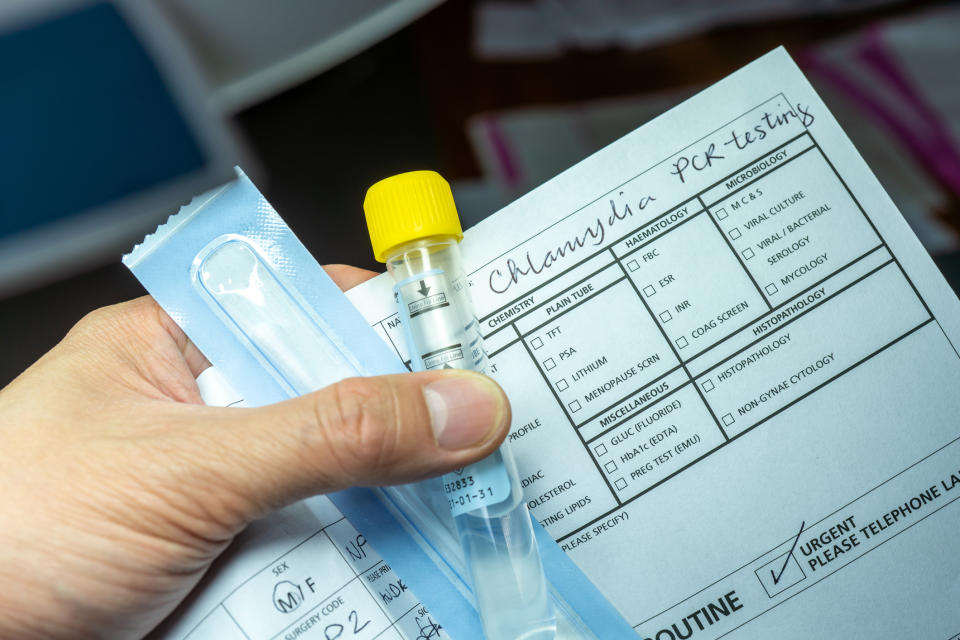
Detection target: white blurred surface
<box><xmin>158</xmin><ymin>0</ymin><xmax>444</xmax><ymax>112</ymax></box>
<box><xmin>474</xmin><ymin>0</ymin><xmax>896</xmax><ymax>60</ymax></box>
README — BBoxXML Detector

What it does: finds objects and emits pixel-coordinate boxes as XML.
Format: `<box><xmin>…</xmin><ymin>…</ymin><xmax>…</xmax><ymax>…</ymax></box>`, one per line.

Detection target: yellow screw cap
<box><xmin>363</xmin><ymin>170</ymin><xmax>463</xmax><ymax>262</ymax></box>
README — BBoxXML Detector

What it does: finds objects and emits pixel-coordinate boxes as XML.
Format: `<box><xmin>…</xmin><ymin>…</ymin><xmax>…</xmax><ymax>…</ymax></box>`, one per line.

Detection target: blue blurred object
<box><xmin>0</xmin><ymin>2</ymin><xmax>204</xmax><ymax>236</ymax></box>
<box><xmin>0</xmin><ymin>0</ymin><xmax>242</xmax><ymax>296</ymax></box>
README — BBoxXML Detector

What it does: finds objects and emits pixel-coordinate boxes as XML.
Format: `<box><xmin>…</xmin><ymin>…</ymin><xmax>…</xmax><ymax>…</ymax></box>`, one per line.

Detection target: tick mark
<box><xmin>772</xmin><ymin>520</ymin><xmax>805</xmax><ymax>585</ymax></box>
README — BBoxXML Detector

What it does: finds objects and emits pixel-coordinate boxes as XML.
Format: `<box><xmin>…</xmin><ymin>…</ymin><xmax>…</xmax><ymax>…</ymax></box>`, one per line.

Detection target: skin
<box><xmin>0</xmin><ymin>265</ymin><xmax>510</xmax><ymax>639</ymax></box>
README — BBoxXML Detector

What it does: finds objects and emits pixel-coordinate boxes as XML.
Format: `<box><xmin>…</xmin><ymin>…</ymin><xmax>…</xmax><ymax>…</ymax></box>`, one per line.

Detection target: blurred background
<box><xmin>1</xmin><ymin>0</ymin><xmax>959</xmax><ymax>385</ymax></box>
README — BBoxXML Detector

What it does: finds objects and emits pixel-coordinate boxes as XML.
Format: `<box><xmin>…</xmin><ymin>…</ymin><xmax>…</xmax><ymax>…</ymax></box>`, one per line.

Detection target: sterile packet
<box><xmin>124</xmin><ymin>168</ymin><xmax>636</xmax><ymax>639</ymax></box>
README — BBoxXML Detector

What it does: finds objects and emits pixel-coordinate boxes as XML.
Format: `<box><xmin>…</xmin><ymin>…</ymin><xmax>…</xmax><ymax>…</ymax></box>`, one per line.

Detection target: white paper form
<box><xmin>347</xmin><ymin>48</ymin><xmax>960</xmax><ymax>639</ymax></box>
<box><xmin>148</xmin><ymin>368</ymin><xmax>449</xmax><ymax>640</ymax></box>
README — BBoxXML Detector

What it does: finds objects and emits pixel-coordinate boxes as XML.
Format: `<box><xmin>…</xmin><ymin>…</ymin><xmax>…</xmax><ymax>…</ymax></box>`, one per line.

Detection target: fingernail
<box><xmin>423</xmin><ymin>373</ymin><xmax>509</xmax><ymax>450</ymax></box>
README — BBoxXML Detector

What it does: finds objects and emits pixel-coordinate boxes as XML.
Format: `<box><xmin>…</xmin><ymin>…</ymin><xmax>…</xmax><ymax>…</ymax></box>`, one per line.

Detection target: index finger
<box><xmin>323</xmin><ymin>264</ymin><xmax>379</xmax><ymax>291</ymax></box>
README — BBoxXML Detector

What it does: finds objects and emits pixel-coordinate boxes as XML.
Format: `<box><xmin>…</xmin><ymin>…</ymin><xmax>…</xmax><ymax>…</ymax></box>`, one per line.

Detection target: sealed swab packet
<box><xmin>124</xmin><ymin>168</ymin><xmax>635</xmax><ymax>639</ymax></box>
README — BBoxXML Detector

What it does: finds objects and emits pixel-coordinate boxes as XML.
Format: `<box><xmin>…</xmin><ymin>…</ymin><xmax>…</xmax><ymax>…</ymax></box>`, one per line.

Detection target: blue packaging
<box><xmin>124</xmin><ymin>168</ymin><xmax>636</xmax><ymax>639</ymax></box>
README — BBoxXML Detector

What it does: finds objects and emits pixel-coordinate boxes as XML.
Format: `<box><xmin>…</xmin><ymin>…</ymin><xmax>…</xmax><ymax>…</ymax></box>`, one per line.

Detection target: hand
<box><xmin>0</xmin><ymin>265</ymin><xmax>510</xmax><ymax>639</ymax></box>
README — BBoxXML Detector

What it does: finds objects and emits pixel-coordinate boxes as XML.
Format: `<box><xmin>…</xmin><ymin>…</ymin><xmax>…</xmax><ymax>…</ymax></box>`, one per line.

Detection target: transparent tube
<box><xmin>387</xmin><ymin>237</ymin><xmax>555</xmax><ymax>640</ymax></box>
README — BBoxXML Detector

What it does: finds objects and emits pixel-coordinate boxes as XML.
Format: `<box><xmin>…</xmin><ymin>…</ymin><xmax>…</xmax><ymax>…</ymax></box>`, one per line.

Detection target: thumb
<box><xmin>198</xmin><ymin>370</ymin><xmax>510</xmax><ymax>519</ymax></box>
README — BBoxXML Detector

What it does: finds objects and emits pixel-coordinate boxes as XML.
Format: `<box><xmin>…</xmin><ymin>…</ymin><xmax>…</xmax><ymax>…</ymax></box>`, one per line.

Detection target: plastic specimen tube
<box><xmin>364</xmin><ymin>171</ymin><xmax>555</xmax><ymax>639</ymax></box>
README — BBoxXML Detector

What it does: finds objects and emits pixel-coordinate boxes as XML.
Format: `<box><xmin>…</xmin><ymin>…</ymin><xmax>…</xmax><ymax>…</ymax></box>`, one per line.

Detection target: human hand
<box><xmin>0</xmin><ymin>265</ymin><xmax>510</xmax><ymax>639</ymax></box>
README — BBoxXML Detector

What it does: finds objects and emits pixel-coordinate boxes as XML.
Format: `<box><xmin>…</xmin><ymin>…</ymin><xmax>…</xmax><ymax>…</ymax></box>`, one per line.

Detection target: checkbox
<box><xmin>755</xmin><ymin>551</ymin><xmax>807</xmax><ymax>598</ymax></box>
<box><xmin>568</xmin><ymin>400</ymin><xmax>582</xmax><ymax>413</ymax></box>
<box><xmin>702</xmin><ymin>379</ymin><xmax>715</xmax><ymax>392</ymax></box>
<box><xmin>627</xmin><ymin>259</ymin><xmax>640</xmax><ymax>272</ymax></box>
<box><xmin>722</xmin><ymin>413</ymin><xmax>735</xmax><ymax>426</ymax></box>
<box><xmin>594</xmin><ymin>443</ymin><xmax>608</xmax><ymax>457</ymax></box>
<box><xmin>716</xmin><ymin>207</ymin><xmax>728</xmax><ymax>220</ymax></box>
<box><xmin>543</xmin><ymin>357</ymin><xmax>556</xmax><ymax>371</ymax></box>
<box><xmin>556</xmin><ymin>378</ymin><xmax>569</xmax><ymax>392</ymax></box>
<box><xmin>643</xmin><ymin>285</ymin><xmax>656</xmax><ymax>297</ymax></box>
<box><xmin>729</xmin><ymin>228</ymin><xmax>742</xmax><ymax>240</ymax></box>
<box><xmin>742</xmin><ymin>248</ymin><xmax>755</xmax><ymax>260</ymax></box>
<box><xmin>614</xmin><ymin>478</ymin><xmax>627</xmax><ymax>490</ymax></box>
<box><xmin>765</xmin><ymin>283</ymin><xmax>778</xmax><ymax>295</ymax></box>
<box><xmin>531</xmin><ymin>336</ymin><xmax>544</xmax><ymax>350</ymax></box>
<box><xmin>675</xmin><ymin>336</ymin><xmax>689</xmax><ymax>349</ymax></box>
<box><xmin>604</xmin><ymin>461</ymin><xmax>618</xmax><ymax>473</ymax></box>
<box><xmin>659</xmin><ymin>310</ymin><xmax>673</xmax><ymax>323</ymax></box>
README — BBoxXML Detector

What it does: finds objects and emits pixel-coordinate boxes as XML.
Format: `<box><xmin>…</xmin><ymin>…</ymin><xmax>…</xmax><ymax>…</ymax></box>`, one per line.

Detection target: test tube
<box><xmin>364</xmin><ymin>171</ymin><xmax>555</xmax><ymax>640</ymax></box>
